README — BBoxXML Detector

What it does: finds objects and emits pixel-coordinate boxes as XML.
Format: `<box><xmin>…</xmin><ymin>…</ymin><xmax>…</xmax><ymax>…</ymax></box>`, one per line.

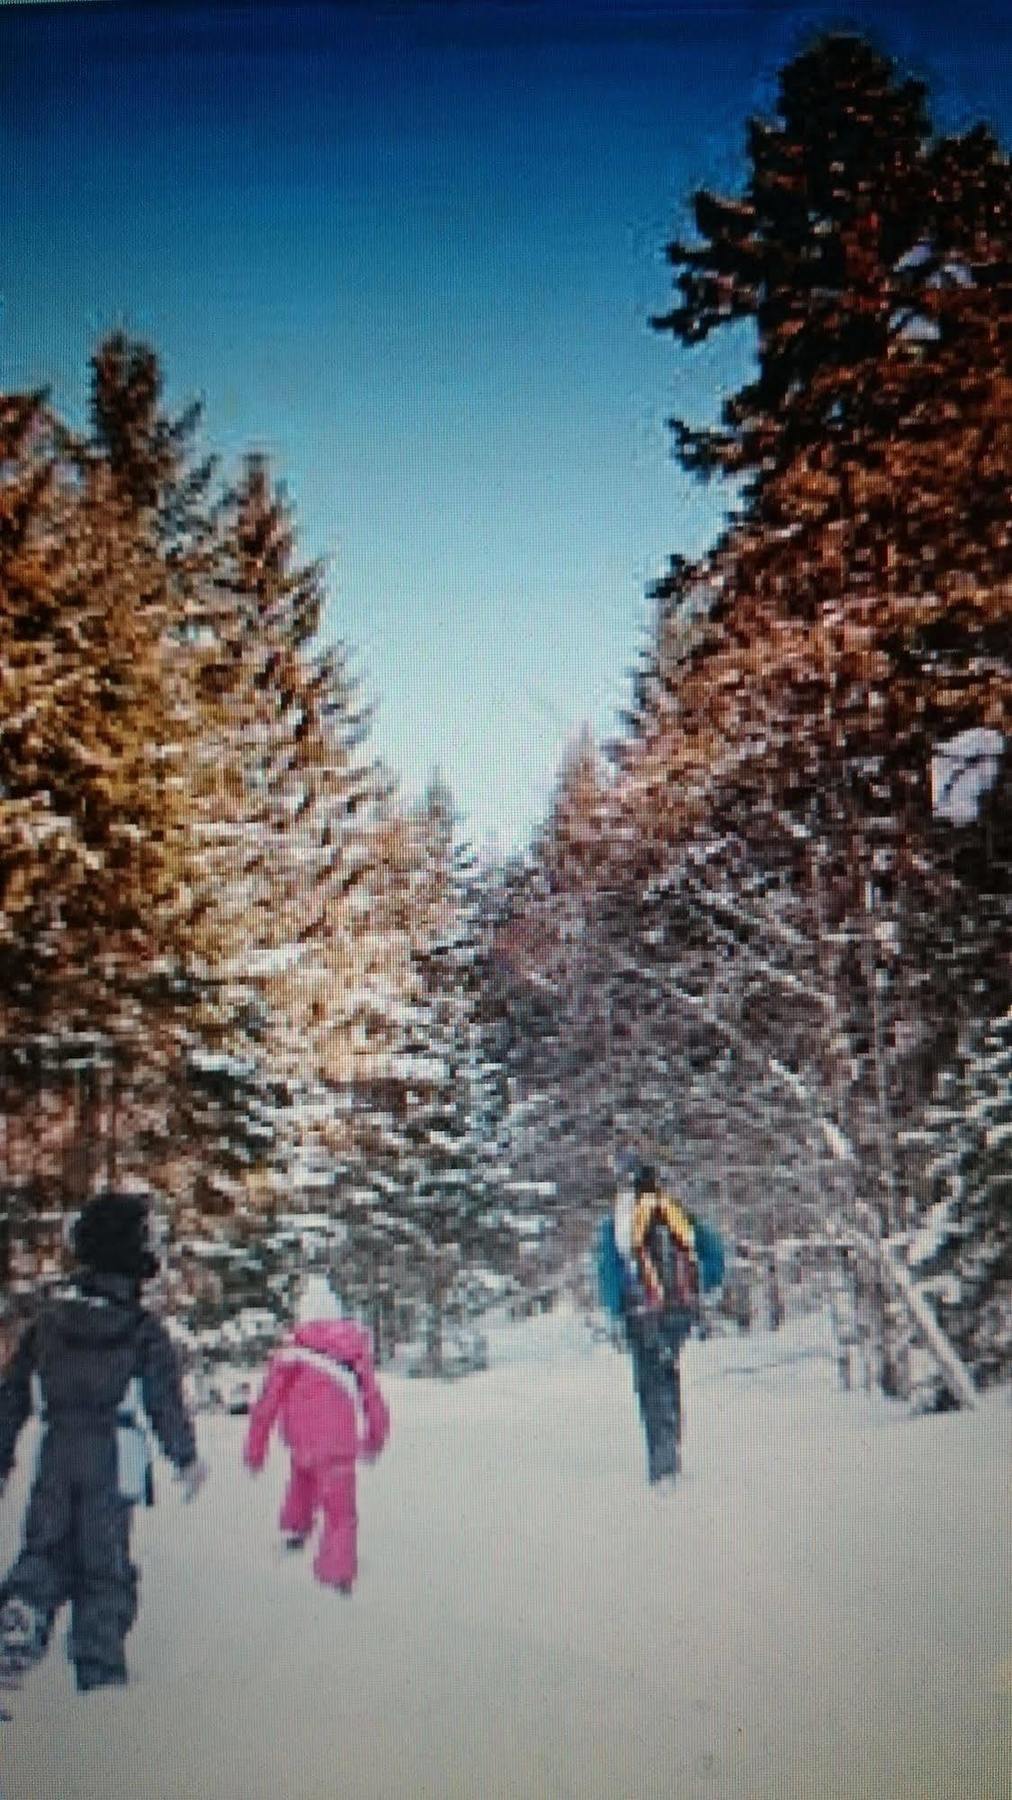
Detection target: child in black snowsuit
<box><xmin>0</xmin><ymin>1193</ymin><xmax>204</xmax><ymax>1699</ymax></box>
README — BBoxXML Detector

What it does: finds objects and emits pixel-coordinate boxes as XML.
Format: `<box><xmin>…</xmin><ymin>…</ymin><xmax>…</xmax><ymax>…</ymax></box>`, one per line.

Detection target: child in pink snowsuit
<box><xmin>243</xmin><ymin>1316</ymin><xmax>389</xmax><ymax>1591</ymax></box>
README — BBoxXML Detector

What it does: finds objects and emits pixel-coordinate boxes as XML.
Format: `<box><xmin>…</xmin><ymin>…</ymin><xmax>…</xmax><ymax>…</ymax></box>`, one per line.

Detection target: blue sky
<box><xmin>2</xmin><ymin>1</ymin><xmax>1010</xmax><ymax>850</ymax></box>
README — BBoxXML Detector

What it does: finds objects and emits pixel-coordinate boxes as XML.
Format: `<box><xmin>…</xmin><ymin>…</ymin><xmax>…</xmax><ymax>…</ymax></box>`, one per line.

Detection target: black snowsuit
<box><xmin>0</xmin><ymin>1272</ymin><xmax>196</xmax><ymax>1691</ymax></box>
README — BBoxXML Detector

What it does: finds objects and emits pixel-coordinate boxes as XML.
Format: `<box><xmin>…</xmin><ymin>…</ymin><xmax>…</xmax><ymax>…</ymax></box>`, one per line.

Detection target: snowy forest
<box><xmin>2</xmin><ymin>31</ymin><xmax>1011</xmax><ymax>1407</ymax></box>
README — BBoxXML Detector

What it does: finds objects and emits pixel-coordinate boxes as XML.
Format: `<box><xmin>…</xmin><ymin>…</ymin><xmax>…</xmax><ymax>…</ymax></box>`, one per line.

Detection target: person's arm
<box><xmin>692</xmin><ymin>1217</ymin><xmax>726</xmax><ymax>1294</ymax></box>
<box><xmin>243</xmin><ymin>1359</ymin><xmax>294</xmax><ymax>1472</ymax></box>
<box><xmin>0</xmin><ymin>1326</ymin><xmax>35</xmax><ymax>1485</ymax></box>
<box><xmin>137</xmin><ymin>1315</ymin><xmax>198</xmax><ymax>1474</ymax></box>
<box><xmin>597</xmin><ymin>1217</ymin><xmax>626</xmax><ymax>1321</ymax></box>
<box><xmin>356</xmin><ymin>1364</ymin><xmax>390</xmax><ymax>1462</ymax></box>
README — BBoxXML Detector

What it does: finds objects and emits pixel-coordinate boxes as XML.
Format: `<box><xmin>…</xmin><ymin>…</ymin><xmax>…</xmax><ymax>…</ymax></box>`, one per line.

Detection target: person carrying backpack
<box><xmin>0</xmin><ymin>1193</ymin><xmax>206</xmax><ymax>1704</ymax></box>
<box><xmin>599</xmin><ymin>1156</ymin><xmax>723</xmax><ymax>1485</ymax></box>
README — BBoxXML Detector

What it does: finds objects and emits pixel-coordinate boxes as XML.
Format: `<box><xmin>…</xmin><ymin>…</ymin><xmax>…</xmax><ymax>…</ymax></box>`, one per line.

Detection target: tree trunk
<box><xmin>880</xmin><ymin>1283</ymin><xmax>912</xmax><ymax>1400</ymax></box>
<box><xmin>370</xmin><ymin>1286</ymin><xmax>385</xmax><ymax>1364</ymax></box>
<box><xmin>106</xmin><ymin>1067</ymin><xmax>120</xmax><ymax>1189</ymax></box>
<box><xmin>857</xmin><ymin>872</ymin><xmax>900</xmax><ymax>1236</ymax></box>
<box><xmin>63</xmin><ymin>1068</ymin><xmax>99</xmax><ymax>1206</ymax></box>
<box><xmin>827</xmin><ymin>1245</ymin><xmax>859</xmax><ymax>1391</ymax></box>
<box><xmin>767</xmin><ymin>1252</ymin><xmax>784</xmax><ymax>1330</ymax></box>
<box><xmin>425</xmin><ymin>1258</ymin><xmax>445</xmax><ymax>1376</ymax></box>
<box><xmin>425</xmin><ymin>1295</ymin><xmax>443</xmax><ymax>1376</ymax></box>
<box><xmin>855</xmin><ymin>860</ymin><xmax>917</xmax><ymax>1398</ymax></box>
<box><xmin>879</xmin><ymin>1236</ymin><xmax>977</xmax><ymax>1409</ymax></box>
<box><xmin>847</xmin><ymin>1226</ymin><xmax>977</xmax><ymax>1409</ymax></box>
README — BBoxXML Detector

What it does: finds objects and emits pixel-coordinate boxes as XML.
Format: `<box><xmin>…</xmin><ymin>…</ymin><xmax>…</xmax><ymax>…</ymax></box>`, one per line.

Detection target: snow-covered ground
<box><xmin>0</xmin><ymin>1308</ymin><xmax>1008</xmax><ymax>1800</ymax></box>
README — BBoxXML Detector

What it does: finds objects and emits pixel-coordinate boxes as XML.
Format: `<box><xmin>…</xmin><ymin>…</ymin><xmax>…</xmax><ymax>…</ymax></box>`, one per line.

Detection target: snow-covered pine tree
<box><xmin>184</xmin><ymin>450</ymin><xmax>415</xmax><ymax>1259</ymax></box>
<box><xmin>917</xmin><ymin>1010</ymin><xmax>1012</xmax><ymax>1389</ymax></box>
<box><xmin>387</xmin><ymin>775</ymin><xmax>513</xmax><ymax>1370</ymax></box>
<box><xmin>527</xmin><ymin>731</ymin><xmax>623</xmax><ymax>1206</ymax></box>
<box><xmin>182</xmin><ymin>459</ymin><xmax>327</xmax><ymax>1218</ymax></box>
<box><xmin>90</xmin><ymin>331</ymin><xmax>217</xmax><ymax>563</ymax></box>
<box><xmin>0</xmin><ymin>375</ymin><xmax>200</xmax><ymax>1225</ymax></box>
<box><xmin>606</xmin><ymin>33</ymin><xmax>1012</xmax><ymax>1391</ymax></box>
<box><xmin>642</xmin><ymin>28</ymin><xmax>1012</xmax><ymax>1055</ymax></box>
<box><xmin>463</xmin><ymin>854</ymin><xmax>567</xmax><ymax>1294</ymax></box>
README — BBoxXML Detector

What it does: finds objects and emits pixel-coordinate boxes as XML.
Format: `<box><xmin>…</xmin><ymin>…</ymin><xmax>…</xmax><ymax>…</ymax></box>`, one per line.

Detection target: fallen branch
<box><xmin>848</xmin><ymin>1226</ymin><xmax>977</xmax><ymax>1409</ymax></box>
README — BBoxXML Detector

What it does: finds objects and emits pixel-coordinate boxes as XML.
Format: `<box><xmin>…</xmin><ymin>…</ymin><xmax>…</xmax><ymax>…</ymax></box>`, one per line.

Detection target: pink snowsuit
<box><xmin>243</xmin><ymin>1320</ymin><xmax>389</xmax><ymax>1590</ymax></box>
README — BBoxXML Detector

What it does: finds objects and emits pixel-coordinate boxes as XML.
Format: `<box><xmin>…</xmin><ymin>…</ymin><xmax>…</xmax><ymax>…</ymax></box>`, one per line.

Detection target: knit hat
<box><xmin>614</xmin><ymin>1150</ymin><xmax>657</xmax><ymax>1197</ymax></box>
<box><xmin>297</xmin><ymin>1273</ymin><xmax>343</xmax><ymax>1323</ymax></box>
<box><xmin>72</xmin><ymin>1193</ymin><xmax>159</xmax><ymax>1282</ymax></box>
<box><xmin>614</xmin><ymin>1148</ymin><xmax>641</xmax><ymax>1185</ymax></box>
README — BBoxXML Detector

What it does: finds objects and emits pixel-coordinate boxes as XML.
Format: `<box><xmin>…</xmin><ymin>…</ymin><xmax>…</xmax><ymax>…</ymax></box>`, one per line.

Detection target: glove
<box><xmin>178</xmin><ymin>1458</ymin><xmax>208</xmax><ymax>1503</ymax></box>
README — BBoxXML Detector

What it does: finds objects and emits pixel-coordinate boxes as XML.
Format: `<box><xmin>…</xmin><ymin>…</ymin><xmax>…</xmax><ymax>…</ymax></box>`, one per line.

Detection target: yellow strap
<box><xmin>657</xmin><ymin>1195</ymin><xmax>695</xmax><ymax>1249</ymax></box>
<box><xmin>632</xmin><ymin>1192</ymin><xmax>694</xmax><ymax>1249</ymax></box>
<box><xmin>632</xmin><ymin>1192</ymin><xmax>696</xmax><ymax>1301</ymax></box>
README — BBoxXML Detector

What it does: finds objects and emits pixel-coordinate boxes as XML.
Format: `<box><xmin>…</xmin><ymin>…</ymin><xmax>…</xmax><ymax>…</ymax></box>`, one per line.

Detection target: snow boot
<box><xmin>75</xmin><ymin>1661</ymin><xmax>128</xmax><ymax>1695</ymax></box>
<box><xmin>0</xmin><ymin>1597</ymin><xmax>45</xmax><ymax>1697</ymax></box>
<box><xmin>285</xmin><ymin>1534</ymin><xmax>308</xmax><ymax>1552</ymax></box>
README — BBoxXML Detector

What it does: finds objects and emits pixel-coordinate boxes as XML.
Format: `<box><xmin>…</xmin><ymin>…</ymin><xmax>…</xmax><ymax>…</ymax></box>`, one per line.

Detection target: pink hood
<box><xmin>291</xmin><ymin>1319</ymin><xmax>374</xmax><ymax>1369</ymax></box>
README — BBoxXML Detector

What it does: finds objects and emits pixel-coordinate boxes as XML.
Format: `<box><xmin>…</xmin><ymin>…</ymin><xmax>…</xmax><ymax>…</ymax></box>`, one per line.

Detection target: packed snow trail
<box><xmin>0</xmin><ymin>1309</ymin><xmax>1007</xmax><ymax>1800</ymax></box>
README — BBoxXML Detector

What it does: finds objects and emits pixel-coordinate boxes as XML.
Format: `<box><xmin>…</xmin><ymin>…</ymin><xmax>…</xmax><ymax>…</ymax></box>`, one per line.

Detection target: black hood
<box><xmin>45</xmin><ymin>1274</ymin><xmax>142</xmax><ymax>1352</ymax></box>
<box><xmin>72</xmin><ymin>1194</ymin><xmax>159</xmax><ymax>1283</ymax></box>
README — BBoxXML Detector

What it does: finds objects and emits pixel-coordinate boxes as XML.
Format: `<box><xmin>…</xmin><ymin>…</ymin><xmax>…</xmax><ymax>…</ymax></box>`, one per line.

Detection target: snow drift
<box><xmin>0</xmin><ymin>1308</ymin><xmax>1007</xmax><ymax>1800</ymax></box>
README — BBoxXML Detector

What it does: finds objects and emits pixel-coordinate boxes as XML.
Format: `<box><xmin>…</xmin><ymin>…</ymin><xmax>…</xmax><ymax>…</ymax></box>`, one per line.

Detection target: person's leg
<box><xmin>0</xmin><ymin>1437</ymin><xmax>73</xmax><ymax>1690</ymax></box>
<box><xmin>643</xmin><ymin>1329</ymin><xmax>680</xmax><ymax>1483</ymax></box>
<box><xmin>69</xmin><ymin>1442</ymin><xmax>138</xmax><ymax>1692</ymax></box>
<box><xmin>313</xmin><ymin>1463</ymin><xmax>357</xmax><ymax>1591</ymax></box>
<box><xmin>278</xmin><ymin>1462</ymin><xmax>317</xmax><ymax>1545</ymax></box>
<box><xmin>626</xmin><ymin>1313</ymin><xmax>660</xmax><ymax>1478</ymax></box>
<box><xmin>625</xmin><ymin>1312</ymin><xmax>649</xmax><ymax>1407</ymax></box>
<box><xmin>665</xmin><ymin>1318</ymin><xmax>691</xmax><ymax>1453</ymax></box>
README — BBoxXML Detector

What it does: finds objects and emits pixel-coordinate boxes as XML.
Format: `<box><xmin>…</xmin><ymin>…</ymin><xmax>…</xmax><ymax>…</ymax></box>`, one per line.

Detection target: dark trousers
<box><xmin>2</xmin><ymin>1426</ymin><xmax>138</xmax><ymax>1690</ymax></box>
<box><xmin>626</xmin><ymin>1311</ymin><xmax>689</xmax><ymax>1483</ymax></box>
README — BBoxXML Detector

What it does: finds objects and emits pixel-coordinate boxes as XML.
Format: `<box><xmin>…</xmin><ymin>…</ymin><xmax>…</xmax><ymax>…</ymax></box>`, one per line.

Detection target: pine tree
<box><xmin>0</xmin><ymin>381</ymin><xmax>199</xmax><ymax>1211</ymax></box>
<box><xmin>919</xmin><ymin>1010</ymin><xmax>1012</xmax><ymax>1387</ymax></box>
<box><xmin>501</xmin><ymin>743</ymin><xmax>620</xmax><ymax>1221</ymax></box>
<box><xmin>648</xmin><ymin>32</ymin><xmax>1012</xmax><ymax>834</ymax></box>
<box><xmin>183</xmin><ymin>450</ymin><xmax>414</xmax><ymax>1242</ymax></box>
<box><xmin>653</xmin><ymin>32</ymin><xmax>1012</xmax><ymax>576</ymax></box>
<box><xmin>389</xmin><ymin>777</ymin><xmax>513</xmax><ymax>1368</ymax></box>
<box><xmin>1</xmin><ymin>339</ymin><xmax>421</xmax><ymax>1307</ymax></box>
<box><xmin>624</xmin><ymin>33</ymin><xmax>1012</xmax><ymax>1249</ymax></box>
<box><xmin>90</xmin><ymin>331</ymin><xmax>216</xmax><ymax>556</ymax></box>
